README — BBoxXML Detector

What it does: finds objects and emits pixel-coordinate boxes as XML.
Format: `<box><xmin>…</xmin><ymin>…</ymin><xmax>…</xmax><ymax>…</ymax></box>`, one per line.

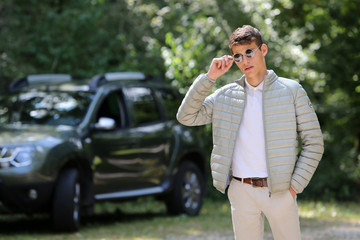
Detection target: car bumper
<box><xmin>0</xmin><ymin>177</ymin><xmax>54</xmax><ymax>214</ymax></box>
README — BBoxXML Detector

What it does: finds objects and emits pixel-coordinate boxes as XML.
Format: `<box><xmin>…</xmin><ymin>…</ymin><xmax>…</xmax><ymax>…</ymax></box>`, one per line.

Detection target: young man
<box><xmin>177</xmin><ymin>25</ymin><xmax>324</xmax><ymax>239</ymax></box>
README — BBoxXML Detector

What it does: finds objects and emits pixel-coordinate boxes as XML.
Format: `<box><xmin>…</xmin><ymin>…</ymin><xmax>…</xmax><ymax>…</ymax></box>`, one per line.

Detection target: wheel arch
<box><xmin>178</xmin><ymin>150</ymin><xmax>207</xmax><ymax>177</ymax></box>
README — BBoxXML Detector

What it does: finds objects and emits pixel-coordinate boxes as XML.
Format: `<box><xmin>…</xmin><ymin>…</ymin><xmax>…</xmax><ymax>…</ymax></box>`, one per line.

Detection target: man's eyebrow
<box><xmin>234</xmin><ymin>48</ymin><xmax>255</xmax><ymax>54</ymax></box>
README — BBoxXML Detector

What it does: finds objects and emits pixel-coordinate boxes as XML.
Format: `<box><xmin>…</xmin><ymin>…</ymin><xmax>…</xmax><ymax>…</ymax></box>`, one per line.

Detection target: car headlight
<box><xmin>0</xmin><ymin>147</ymin><xmax>34</xmax><ymax>168</ymax></box>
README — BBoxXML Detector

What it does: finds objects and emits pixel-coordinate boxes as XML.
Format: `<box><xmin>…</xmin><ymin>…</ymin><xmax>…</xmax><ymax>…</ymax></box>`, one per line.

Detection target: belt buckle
<box><xmin>251</xmin><ymin>178</ymin><xmax>262</xmax><ymax>188</ymax></box>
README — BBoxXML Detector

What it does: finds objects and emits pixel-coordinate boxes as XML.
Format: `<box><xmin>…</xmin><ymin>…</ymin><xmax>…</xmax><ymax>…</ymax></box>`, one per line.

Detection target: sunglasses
<box><xmin>233</xmin><ymin>44</ymin><xmax>262</xmax><ymax>62</ymax></box>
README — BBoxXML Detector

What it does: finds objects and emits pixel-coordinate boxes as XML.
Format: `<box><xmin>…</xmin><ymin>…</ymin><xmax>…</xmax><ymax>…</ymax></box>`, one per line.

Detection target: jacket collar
<box><xmin>235</xmin><ymin>70</ymin><xmax>278</xmax><ymax>89</ymax></box>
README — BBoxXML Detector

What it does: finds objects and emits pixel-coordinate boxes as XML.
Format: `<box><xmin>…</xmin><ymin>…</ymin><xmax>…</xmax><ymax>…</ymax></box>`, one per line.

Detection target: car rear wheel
<box><xmin>52</xmin><ymin>168</ymin><xmax>81</xmax><ymax>232</ymax></box>
<box><xmin>166</xmin><ymin>161</ymin><xmax>204</xmax><ymax>216</ymax></box>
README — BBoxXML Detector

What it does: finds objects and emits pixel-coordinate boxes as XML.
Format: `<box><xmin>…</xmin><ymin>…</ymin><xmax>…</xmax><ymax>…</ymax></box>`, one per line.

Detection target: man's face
<box><xmin>232</xmin><ymin>42</ymin><xmax>268</xmax><ymax>78</ymax></box>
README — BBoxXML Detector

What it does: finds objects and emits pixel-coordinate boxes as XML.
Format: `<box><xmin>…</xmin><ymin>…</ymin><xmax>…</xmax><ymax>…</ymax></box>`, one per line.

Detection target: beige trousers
<box><xmin>227</xmin><ymin>179</ymin><xmax>301</xmax><ymax>240</ymax></box>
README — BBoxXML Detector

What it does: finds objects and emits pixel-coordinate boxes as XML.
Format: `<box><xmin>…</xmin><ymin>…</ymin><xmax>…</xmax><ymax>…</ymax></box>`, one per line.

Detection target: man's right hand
<box><xmin>206</xmin><ymin>55</ymin><xmax>234</xmax><ymax>81</ymax></box>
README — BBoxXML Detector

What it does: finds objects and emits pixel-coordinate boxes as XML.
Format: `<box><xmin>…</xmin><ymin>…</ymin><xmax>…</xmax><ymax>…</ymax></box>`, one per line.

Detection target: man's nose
<box><xmin>243</xmin><ymin>55</ymin><xmax>251</xmax><ymax>63</ymax></box>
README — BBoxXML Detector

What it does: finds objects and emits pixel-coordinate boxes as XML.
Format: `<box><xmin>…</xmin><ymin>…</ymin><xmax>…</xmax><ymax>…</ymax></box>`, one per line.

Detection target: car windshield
<box><xmin>0</xmin><ymin>91</ymin><xmax>93</xmax><ymax>126</ymax></box>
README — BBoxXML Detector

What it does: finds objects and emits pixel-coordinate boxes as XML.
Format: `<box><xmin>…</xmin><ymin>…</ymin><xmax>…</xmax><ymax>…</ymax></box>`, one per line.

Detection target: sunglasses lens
<box><xmin>245</xmin><ymin>49</ymin><xmax>254</xmax><ymax>58</ymax></box>
<box><xmin>234</xmin><ymin>54</ymin><xmax>242</xmax><ymax>62</ymax></box>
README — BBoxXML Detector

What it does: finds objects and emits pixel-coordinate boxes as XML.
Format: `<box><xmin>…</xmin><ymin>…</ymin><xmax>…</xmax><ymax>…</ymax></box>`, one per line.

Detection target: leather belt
<box><xmin>233</xmin><ymin>176</ymin><xmax>268</xmax><ymax>187</ymax></box>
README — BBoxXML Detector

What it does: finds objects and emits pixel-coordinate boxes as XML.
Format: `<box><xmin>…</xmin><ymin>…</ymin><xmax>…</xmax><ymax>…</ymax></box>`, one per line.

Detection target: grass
<box><xmin>1</xmin><ymin>197</ymin><xmax>360</xmax><ymax>240</ymax></box>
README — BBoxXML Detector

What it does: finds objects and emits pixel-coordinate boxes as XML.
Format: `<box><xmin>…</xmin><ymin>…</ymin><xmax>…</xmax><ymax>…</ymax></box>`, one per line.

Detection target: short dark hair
<box><xmin>229</xmin><ymin>25</ymin><xmax>263</xmax><ymax>51</ymax></box>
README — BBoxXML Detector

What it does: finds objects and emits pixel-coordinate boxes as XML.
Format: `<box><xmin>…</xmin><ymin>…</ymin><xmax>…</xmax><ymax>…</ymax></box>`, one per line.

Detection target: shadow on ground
<box><xmin>0</xmin><ymin>209</ymin><xmax>167</xmax><ymax>235</ymax></box>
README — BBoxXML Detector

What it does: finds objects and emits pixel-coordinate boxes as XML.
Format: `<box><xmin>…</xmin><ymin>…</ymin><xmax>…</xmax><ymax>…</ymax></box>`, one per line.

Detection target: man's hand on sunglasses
<box><xmin>206</xmin><ymin>55</ymin><xmax>234</xmax><ymax>81</ymax></box>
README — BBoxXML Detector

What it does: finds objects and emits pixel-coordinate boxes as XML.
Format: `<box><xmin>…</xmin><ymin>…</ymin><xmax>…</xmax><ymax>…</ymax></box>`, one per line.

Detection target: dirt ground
<box><xmin>256</xmin><ymin>220</ymin><xmax>360</xmax><ymax>240</ymax></box>
<box><xmin>298</xmin><ymin>220</ymin><xmax>360</xmax><ymax>240</ymax></box>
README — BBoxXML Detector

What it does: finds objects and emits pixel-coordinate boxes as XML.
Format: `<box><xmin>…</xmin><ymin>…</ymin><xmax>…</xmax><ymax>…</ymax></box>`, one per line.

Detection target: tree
<box><xmin>271</xmin><ymin>0</ymin><xmax>360</xmax><ymax>200</ymax></box>
<box><xmin>0</xmin><ymin>0</ymin><xmax>165</xmax><ymax>89</ymax></box>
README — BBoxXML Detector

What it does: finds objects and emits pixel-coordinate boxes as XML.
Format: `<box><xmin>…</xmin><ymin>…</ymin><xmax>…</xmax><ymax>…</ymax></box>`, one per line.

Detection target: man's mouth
<box><xmin>245</xmin><ymin>66</ymin><xmax>254</xmax><ymax>71</ymax></box>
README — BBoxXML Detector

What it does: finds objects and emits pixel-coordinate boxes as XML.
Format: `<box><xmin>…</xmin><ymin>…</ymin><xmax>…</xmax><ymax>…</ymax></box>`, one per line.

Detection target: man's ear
<box><xmin>261</xmin><ymin>43</ymin><xmax>268</xmax><ymax>56</ymax></box>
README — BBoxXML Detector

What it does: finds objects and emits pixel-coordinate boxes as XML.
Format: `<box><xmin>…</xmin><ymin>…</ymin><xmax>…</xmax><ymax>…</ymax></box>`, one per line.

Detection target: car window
<box><xmin>157</xmin><ymin>88</ymin><xmax>181</xmax><ymax>120</ymax></box>
<box><xmin>123</xmin><ymin>87</ymin><xmax>160</xmax><ymax>127</ymax></box>
<box><xmin>0</xmin><ymin>91</ymin><xmax>93</xmax><ymax>126</ymax></box>
<box><xmin>96</xmin><ymin>91</ymin><xmax>125</xmax><ymax>128</ymax></box>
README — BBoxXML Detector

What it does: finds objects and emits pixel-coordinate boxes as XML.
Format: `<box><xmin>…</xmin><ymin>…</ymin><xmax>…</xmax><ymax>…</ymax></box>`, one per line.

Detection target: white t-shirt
<box><xmin>232</xmin><ymin>78</ymin><xmax>268</xmax><ymax>178</ymax></box>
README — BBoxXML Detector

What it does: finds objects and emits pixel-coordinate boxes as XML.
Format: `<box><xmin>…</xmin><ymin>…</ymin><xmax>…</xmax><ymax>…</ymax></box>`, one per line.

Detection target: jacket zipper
<box><xmin>262</xmin><ymin>83</ymin><xmax>272</xmax><ymax>197</ymax></box>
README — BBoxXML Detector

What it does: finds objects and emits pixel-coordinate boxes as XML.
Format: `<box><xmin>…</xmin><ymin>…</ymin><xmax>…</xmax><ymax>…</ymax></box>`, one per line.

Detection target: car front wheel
<box><xmin>52</xmin><ymin>168</ymin><xmax>81</xmax><ymax>232</ymax></box>
<box><xmin>166</xmin><ymin>161</ymin><xmax>205</xmax><ymax>216</ymax></box>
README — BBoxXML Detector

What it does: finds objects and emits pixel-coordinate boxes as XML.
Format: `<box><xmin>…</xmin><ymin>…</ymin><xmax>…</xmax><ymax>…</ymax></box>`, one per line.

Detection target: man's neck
<box><xmin>245</xmin><ymin>69</ymin><xmax>269</xmax><ymax>87</ymax></box>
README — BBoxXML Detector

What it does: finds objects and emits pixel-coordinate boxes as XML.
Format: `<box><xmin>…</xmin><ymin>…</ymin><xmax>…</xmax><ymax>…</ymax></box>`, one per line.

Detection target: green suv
<box><xmin>0</xmin><ymin>73</ymin><xmax>207</xmax><ymax>231</ymax></box>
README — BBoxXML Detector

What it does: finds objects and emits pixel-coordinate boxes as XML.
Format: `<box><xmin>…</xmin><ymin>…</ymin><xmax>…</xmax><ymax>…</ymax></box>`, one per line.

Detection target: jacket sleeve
<box><xmin>176</xmin><ymin>74</ymin><xmax>216</xmax><ymax>126</ymax></box>
<box><xmin>291</xmin><ymin>84</ymin><xmax>324</xmax><ymax>193</ymax></box>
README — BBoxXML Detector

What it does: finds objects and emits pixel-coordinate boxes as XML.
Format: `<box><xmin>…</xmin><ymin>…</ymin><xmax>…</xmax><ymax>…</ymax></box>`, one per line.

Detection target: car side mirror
<box><xmin>94</xmin><ymin>117</ymin><xmax>116</xmax><ymax>130</ymax></box>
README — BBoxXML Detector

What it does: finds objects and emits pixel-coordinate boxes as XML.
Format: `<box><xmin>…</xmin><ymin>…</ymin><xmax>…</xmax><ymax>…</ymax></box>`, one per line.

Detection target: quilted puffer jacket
<box><xmin>177</xmin><ymin>70</ymin><xmax>324</xmax><ymax>195</ymax></box>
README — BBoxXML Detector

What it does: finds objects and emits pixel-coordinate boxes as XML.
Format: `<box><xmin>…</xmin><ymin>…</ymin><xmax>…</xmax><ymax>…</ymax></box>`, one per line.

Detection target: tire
<box><xmin>52</xmin><ymin>168</ymin><xmax>81</xmax><ymax>232</ymax></box>
<box><xmin>166</xmin><ymin>161</ymin><xmax>205</xmax><ymax>216</ymax></box>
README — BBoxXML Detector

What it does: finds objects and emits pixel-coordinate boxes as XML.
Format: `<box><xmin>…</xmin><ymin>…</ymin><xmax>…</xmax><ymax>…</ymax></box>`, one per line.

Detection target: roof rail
<box><xmin>104</xmin><ymin>72</ymin><xmax>146</xmax><ymax>81</ymax></box>
<box><xmin>9</xmin><ymin>74</ymin><xmax>73</xmax><ymax>92</ymax></box>
<box><xmin>89</xmin><ymin>72</ymin><xmax>147</xmax><ymax>90</ymax></box>
<box><xmin>28</xmin><ymin>74</ymin><xmax>72</xmax><ymax>83</ymax></box>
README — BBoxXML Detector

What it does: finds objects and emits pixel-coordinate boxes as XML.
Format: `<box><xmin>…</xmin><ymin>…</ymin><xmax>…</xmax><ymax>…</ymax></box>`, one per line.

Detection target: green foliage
<box><xmin>1</xmin><ymin>0</ymin><xmax>360</xmax><ymax>200</ymax></box>
<box><xmin>0</xmin><ymin>0</ymin><xmax>165</xmax><ymax>85</ymax></box>
<box><xmin>271</xmin><ymin>0</ymin><xmax>360</xmax><ymax>200</ymax></box>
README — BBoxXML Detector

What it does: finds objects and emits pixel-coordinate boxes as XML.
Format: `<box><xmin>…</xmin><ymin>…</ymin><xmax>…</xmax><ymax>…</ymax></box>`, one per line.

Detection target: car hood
<box><xmin>0</xmin><ymin>124</ymin><xmax>77</xmax><ymax>146</ymax></box>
